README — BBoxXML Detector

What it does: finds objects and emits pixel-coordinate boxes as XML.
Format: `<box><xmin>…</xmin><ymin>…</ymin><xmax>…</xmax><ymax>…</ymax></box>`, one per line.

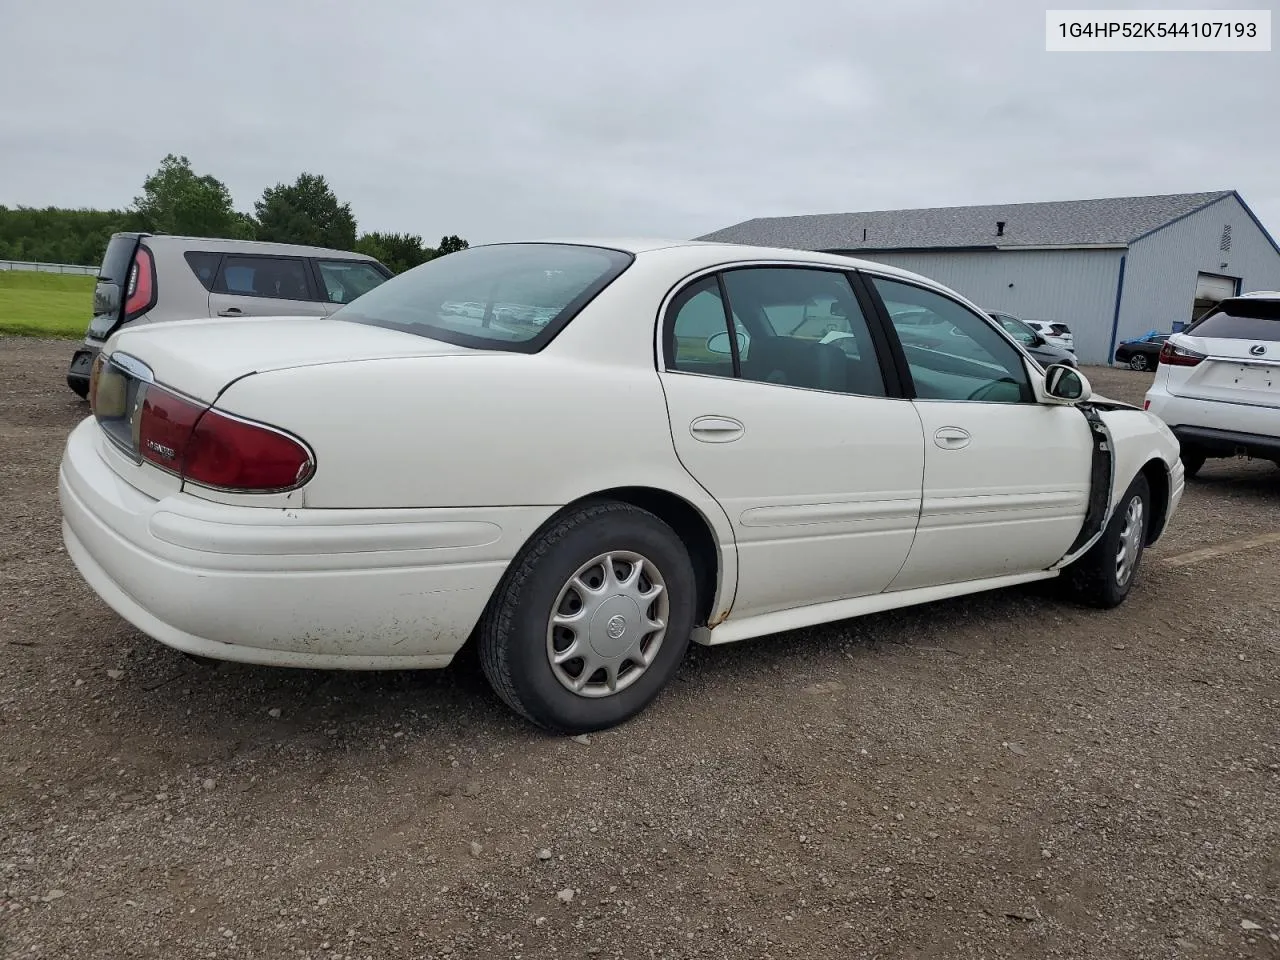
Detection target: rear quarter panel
<box><xmin>212</xmin><ymin>353</ymin><xmax>728</xmax><ymax>518</ymax></box>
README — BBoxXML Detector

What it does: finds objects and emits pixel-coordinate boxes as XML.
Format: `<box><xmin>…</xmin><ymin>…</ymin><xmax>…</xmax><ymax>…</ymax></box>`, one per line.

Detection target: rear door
<box><xmin>311</xmin><ymin>258</ymin><xmax>392</xmax><ymax>314</ymax></box>
<box><xmin>658</xmin><ymin>266</ymin><xmax>925</xmax><ymax>621</ymax></box>
<box><xmin>1164</xmin><ymin>297</ymin><xmax>1280</xmax><ymax>410</ymax></box>
<box><xmin>209</xmin><ymin>254</ymin><xmax>329</xmax><ymax>319</ymax></box>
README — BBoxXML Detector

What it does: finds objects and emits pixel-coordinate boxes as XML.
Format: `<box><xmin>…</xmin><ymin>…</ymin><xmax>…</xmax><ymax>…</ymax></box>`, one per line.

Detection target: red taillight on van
<box><xmin>123</xmin><ymin>245</ymin><xmax>156</xmax><ymax>321</ymax></box>
<box><xmin>1158</xmin><ymin>340</ymin><xmax>1205</xmax><ymax>367</ymax></box>
<box><xmin>136</xmin><ymin>385</ymin><xmax>314</xmax><ymax>492</ymax></box>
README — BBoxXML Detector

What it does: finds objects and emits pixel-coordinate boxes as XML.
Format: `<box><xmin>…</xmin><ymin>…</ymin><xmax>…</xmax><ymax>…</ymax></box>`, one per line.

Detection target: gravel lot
<box><xmin>2</xmin><ymin>337</ymin><xmax>1277</xmax><ymax>960</ymax></box>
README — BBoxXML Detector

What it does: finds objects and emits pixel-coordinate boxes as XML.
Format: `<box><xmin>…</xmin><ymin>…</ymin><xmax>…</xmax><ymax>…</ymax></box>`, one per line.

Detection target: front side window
<box><xmin>215</xmin><ymin>255</ymin><xmax>312</xmax><ymax>301</ymax></box>
<box><xmin>871</xmin><ymin>277</ymin><xmax>1032</xmax><ymax>403</ymax></box>
<box><xmin>316</xmin><ymin>260</ymin><xmax>389</xmax><ymax>305</ymax></box>
<box><xmin>335</xmin><ymin>243</ymin><xmax>632</xmax><ymax>351</ymax></box>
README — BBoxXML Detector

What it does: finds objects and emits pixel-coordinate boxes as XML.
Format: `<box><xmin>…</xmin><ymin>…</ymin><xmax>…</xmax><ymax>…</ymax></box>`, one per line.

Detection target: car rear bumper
<box><xmin>58</xmin><ymin>418</ymin><xmax>543</xmax><ymax>669</ymax></box>
<box><xmin>1169</xmin><ymin>425</ymin><xmax>1280</xmax><ymax>460</ymax></box>
<box><xmin>1144</xmin><ymin>388</ymin><xmax>1280</xmax><ymax>459</ymax></box>
<box><xmin>66</xmin><ymin>343</ymin><xmax>101</xmax><ymax>397</ymax></box>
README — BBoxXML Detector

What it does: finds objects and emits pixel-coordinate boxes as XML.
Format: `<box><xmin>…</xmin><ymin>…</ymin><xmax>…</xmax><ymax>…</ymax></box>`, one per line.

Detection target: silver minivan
<box><xmin>66</xmin><ymin>233</ymin><xmax>391</xmax><ymax>397</ymax></box>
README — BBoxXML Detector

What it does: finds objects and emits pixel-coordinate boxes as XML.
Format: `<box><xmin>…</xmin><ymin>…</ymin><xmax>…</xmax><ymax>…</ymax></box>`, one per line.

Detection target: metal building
<box><xmin>696</xmin><ymin>191</ymin><xmax>1280</xmax><ymax>365</ymax></box>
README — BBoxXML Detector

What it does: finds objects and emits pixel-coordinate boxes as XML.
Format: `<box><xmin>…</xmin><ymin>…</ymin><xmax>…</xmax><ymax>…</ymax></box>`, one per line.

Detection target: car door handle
<box><xmin>690</xmin><ymin>416</ymin><xmax>745</xmax><ymax>443</ymax></box>
<box><xmin>217</xmin><ymin>307</ymin><xmax>243</xmax><ymax>317</ymax></box>
<box><xmin>934</xmin><ymin>426</ymin><xmax>971</xmax><ymax>449</ymax></box>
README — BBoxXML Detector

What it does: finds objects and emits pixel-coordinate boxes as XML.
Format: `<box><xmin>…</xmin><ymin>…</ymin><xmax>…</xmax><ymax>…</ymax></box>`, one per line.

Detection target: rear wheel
<box><xmin>1062</xmin><ymin>474</ymin><xmax>1150</xmax><ymax>609</ymax></box>
<box><xmin>1128</xmin><ymin>354</ymin><xmax>1150</xmax><ymax>371</ymax></box>
<box><xmin>477</xmin><ymin>501</ymin><xmax>696</xmax><ymax>733</ymax></box>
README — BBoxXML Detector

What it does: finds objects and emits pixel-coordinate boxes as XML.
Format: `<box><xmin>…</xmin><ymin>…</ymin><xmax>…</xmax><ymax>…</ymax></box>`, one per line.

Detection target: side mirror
<box><xmin>707</xmin><ymin>330</ymin><xmax>749</xmax><ymax>356</ymax></box>
<box><xmin>1042</xmin><ymin>364</ymin><xmax>1091</xmax><ymax>404</ymax></box>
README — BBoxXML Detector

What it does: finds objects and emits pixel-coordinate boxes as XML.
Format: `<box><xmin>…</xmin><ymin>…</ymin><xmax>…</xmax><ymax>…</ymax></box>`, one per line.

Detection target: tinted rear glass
<box><xmin>184</xmin><ymin>251</ymin><xmax>222</xmax><ymax>291</ymax></box>
<box><xmin>97</xmin><ymin>234</ymin><xmax>139</xmax><ymax>284</ymax></box>
<box><xmin>1189</xmin><ymin>299</ymin><xmax>1280</xmax><ymax>342</ymax></box>
<box><xmin>334</xmin><ymin>243</ymin><xmax>633</xmax><ymax>351</ymax></box>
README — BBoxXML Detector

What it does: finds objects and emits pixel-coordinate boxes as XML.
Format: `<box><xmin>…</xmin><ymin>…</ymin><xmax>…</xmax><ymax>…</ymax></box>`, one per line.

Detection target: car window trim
<box><xmin>659</xmin><ymin>262</ymin><xmax>908</xmax><ymax>400</ymax></box>
<box><xmin>213</xmin><ymin>254</ymin><xmax>318</xmax><ymax>302</ymax></box>
<box><xmin>858</xmin><ymin>270</ymin><xmax>1036</xmax><ymax>404</ymax></box>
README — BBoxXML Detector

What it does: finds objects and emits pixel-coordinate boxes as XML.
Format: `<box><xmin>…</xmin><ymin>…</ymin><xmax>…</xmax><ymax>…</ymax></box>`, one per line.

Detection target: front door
<box><xmin>866</xmin><ymin>276</ymin><xmax>1094</xmax><ymax>591</ymax></box>
<box><xmin>209</xmin><ymin>254</ymin><xmax>329</xmax><ymax>319</ymax></box>
<box><xmin>658</xmin><ymin>266</ymin><xmax>926</xmax><ymax>620</ymax></box>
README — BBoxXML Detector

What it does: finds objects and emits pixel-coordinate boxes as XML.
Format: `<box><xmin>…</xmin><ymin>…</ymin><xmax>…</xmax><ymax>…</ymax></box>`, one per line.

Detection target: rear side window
<box><xmin>1188</xmin><ymin>299</ymin><xmax>1280</xmax><ymax>341</ymax></box>
<box><xmin>315</xmin><ymin>259</ymin><xmax>389</xmax><ymax>305</ymax></box>
<box><xmin>214</xmin><ymin>256</ymin><xmax>312</xmax><ymax>301</ymax></box>
<box><xmin>184</xmin><ymin>251</ymin><xmax>222</xmax><ymax>291</ymax></box>
<box><xmin>334</xmin><ymin>243</ymin><xmax>633</xmax><ymax>352</ymax></box>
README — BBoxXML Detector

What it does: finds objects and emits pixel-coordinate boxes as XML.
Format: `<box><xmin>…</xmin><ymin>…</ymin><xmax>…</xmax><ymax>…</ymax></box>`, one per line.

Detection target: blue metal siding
<box><xmin>1119</xmin><ymin>194</ymin><xmax>1280</xmax><ymax>344</ymax></box>
<box><xmin>845</xmin><ymin>249</ymin><xmax>1124</xmax><ymax>364</ymax></box>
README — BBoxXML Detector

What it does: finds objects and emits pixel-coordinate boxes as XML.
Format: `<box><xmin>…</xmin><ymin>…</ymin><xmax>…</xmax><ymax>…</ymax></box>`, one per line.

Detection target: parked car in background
<box><xmin>1114</xmin><ymin>331</ymin><xmax>1170</xmax><ymax>371</ymax></box>
<box><xmin>60</xmin><ymin>239</ymin><xmax>1184</xmax><ymax>732</ymax></box>
<box><xmin>65</xmin><ymin>233</ymin><xmax>391</xmax><ymax>397</ymax></box>
<box><xmin>1144</xmin><ymin>291</ymin><xmax>1280</xmax><ymax>477</ymax></box>
<box><xmin>1009</xmin><ymin>317</ymin><xmax>1075</xmax><ymax>354</ymax></box>
<box><xmin>987</xmin><ymin>311</ymin><xmax>1078</xmax><ymax>369</ymax></box>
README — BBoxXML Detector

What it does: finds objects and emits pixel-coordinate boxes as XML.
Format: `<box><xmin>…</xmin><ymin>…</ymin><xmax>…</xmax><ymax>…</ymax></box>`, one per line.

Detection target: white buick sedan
<box><xmin>60</xmin><ymin>240</ymin><xmax>1184</xmax><ymax>732</ymax></box>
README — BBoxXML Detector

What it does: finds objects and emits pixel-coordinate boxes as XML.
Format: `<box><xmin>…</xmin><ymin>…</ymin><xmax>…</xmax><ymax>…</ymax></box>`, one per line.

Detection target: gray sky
<box><xmin>2</xmin><ymin>0</ymin><xmax>1277</xmax><ymax>244</ymax></box>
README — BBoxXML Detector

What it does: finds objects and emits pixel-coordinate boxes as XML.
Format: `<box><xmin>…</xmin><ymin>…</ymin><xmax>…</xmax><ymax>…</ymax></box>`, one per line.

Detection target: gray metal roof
<box><xmin>695</xmin><ymin>191</ymin><xmax>1235</xmax><ymax>251</ymax></box>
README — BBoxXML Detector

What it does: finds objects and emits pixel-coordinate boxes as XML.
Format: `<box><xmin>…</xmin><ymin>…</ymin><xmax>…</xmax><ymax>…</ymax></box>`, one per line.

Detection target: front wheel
<box><xmin>1061</xmin><ymin>474</ymin><xmax>1150</xmax><ymax>609</ymax></box>
<box><xmin>1129</xmin><ymin>354</ymin><xmax>1150</xmax><ymax>371</ymax></box>
<box><xmin>477</xmin><ymin>501</ymin><xmax>696</xmax><ymax>733</ymax></box>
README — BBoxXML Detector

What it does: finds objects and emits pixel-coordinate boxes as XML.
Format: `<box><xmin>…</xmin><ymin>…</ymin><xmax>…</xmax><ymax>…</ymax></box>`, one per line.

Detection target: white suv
<box><xmin>1022</xmin><ymin>319</ymin><xmax>1075</xmax><ymax>354</ymax></box>
<box><xmin>1144</xmin><ymin>291</ymin><xmax>1280</xmax><ymax>477</ymax></box>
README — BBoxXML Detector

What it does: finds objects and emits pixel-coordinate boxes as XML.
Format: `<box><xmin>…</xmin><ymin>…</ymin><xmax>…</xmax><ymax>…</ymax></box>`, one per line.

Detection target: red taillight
<box><xmin>123</xmin><ymin>246</ymin><xmax>156</xmax><ymax>320</ymax></box>
<box><xmin>1158</xmin><ymin>340</ymin><xmax>1205</xmax><ymax>367</ymax></box>
<box><xmin>138</xmin><ymin>386</ymin><xmax>205</xmax><ymax>472</ymax></box>
<box><xmin>136</xmin><ymin>385</ymin><xmax>314</xmax><ymax>492</ymax></box>
<box><xmin>184</xmin><ymin>410</ymin><xmax>315</xmax><ymax>492</ymax></box>
<box><xmin>1143</xmin><ymin>400</ymin><xmax>1151</xmax><ymax>410</ymax></box>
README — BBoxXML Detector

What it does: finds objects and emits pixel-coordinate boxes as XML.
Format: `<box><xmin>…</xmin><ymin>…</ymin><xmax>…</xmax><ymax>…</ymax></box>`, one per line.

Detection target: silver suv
<box><xmin>66</xmin><ymin>233</ymin><xmax>391</xmax><ymax>397</ymax></box>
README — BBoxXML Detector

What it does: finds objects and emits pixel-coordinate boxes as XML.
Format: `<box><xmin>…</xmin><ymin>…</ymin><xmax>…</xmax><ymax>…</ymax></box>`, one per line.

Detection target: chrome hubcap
<box><xmin>546</xmin><ymin>552</ymin><xmax>668</xmax><ymax>698</ymax></box>
<box><xmin>1115</xmin><ymin>495</ymin><xmax>1144</xmax><ymax>586</ymax></box>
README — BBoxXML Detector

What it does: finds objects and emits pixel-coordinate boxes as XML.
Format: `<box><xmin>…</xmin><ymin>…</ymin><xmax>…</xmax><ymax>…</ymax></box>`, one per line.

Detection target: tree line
<box><xmin>0</xmin><ymin>154</ymin><xmax>467</xmax><ymax>274</ymax></box>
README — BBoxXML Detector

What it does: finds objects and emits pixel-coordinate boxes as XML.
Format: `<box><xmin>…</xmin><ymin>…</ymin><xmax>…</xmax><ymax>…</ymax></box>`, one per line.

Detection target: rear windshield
<box><xmin>1189</xmin><ymin>299</ymin><xmax>1280</xmax><ymax>342</ymax></box>
<box><xmin>334</xmin><ymin>243</ymin><xmax>633</xmax><ymax>351</ymax></box>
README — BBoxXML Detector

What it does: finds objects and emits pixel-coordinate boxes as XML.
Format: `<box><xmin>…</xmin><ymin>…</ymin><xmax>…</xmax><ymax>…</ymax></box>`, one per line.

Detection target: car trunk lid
<box><xmin>90</xmin><ymin>317</ymin><xmax>486</xmax><ymax>495</ymax></box>
<box><xmin>106</xmin><ymin>315</ymin><xmax>483</xmax><ymax>402</ymax></box>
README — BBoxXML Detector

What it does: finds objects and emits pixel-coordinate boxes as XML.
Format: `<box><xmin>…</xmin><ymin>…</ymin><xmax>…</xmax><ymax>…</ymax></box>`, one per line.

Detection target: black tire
<box><xmin>477</xmin><ymin>501</ymin><xmax>696</xmax><ymax>733</ymax></box>
<box><xmin>1061</xmin><ymin>473</ymin><xmax>1150</xmax><ymax>609</ymax></box>
<box><xmin>1128</xmin><ymin>354</ymin><xmax>1150</xmax><ymax>371</ymax></box>
<box><xmin>1181</xmin><ymin>448</ymin><xmax>1206</xmax><ymax>479</ymax></box>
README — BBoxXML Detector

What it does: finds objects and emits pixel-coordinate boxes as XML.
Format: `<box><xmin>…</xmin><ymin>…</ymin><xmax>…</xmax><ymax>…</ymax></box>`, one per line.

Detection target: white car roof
<box><xmin>510</xmin><ymin>237</ymin><xmax>945</xmax><ymax>288</ymax></box>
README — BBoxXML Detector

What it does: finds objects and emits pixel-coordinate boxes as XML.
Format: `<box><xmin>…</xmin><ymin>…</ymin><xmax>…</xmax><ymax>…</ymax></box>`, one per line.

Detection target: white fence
<box><xmin>0</xmin><ymin>259</ymin><xmax>97</xmax><ymax>276</ymax></box>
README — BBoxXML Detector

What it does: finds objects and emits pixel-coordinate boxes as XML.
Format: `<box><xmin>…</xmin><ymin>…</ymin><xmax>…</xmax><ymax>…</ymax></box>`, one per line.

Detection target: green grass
<box><xmin>0</xmin><ymin>271</ymin><xmax>94</xmax><ymax>338</ymax></box>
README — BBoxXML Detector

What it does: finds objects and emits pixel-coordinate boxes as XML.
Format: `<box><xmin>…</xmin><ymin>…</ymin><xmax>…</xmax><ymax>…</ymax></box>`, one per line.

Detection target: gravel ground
<box><xmin>2</xmin><ymin>337</ymin><xmax>1277</xmax><ymax>960</ymax></box>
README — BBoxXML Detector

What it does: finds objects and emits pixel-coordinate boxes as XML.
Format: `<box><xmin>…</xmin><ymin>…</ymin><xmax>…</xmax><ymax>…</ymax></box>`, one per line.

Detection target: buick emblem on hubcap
<box><xmin>1250</xmin><ymin>344</ymin><xmax>1267</xmax><ymax>356</ymax></box>
<box><xmin>606</xmin><ymin>614</ymin><xmax>627</xmax><ymax>640</ymax></box>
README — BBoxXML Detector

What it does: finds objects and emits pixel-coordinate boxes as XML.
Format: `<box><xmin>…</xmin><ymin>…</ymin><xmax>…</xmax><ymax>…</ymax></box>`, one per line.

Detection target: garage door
<box><xmin>1192</xmin><ymin>272</ymin><xmax>1239</xmax><ymax>319</ymax></box>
